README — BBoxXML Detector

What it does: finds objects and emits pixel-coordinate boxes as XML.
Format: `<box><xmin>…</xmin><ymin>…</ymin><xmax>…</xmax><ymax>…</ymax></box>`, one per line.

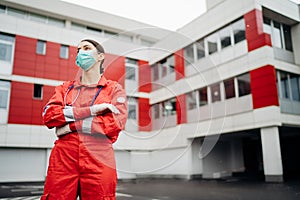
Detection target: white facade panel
<box><xmin>0</xmin><ymin>148</ymin><xmax>47</xmax><ymax>182</ymax></box>
<box><xmin>0</xmin><ymin>124</ymin><xmax>56</xmax><ymax>148</ymax></box>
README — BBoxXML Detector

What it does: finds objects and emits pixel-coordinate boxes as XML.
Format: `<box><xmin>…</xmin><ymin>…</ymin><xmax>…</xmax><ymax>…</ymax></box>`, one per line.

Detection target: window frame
<box><xmin>125</xmin><ymin>58</ymin><xmax>138</xmax><ymax>81</ymax></box>
<box><xmin>224</xmin><ymin>78</ymin><xmax>236</xmax><ymax>99</ymax></box>
<box><xmin>210</xmin><ymin>82</ymin><xmax>221</xmax><ymax>103</ymax></box>
<box><xmin>33</xmin><ymin>84</ymin><xmax>43</xmax><ymax>100</ymax></box>
<box><xmin>60</xmin><ymin>45</ymin><xmax>69</xmax><ymax>59</ymax></box>
<box><xmin>36</xmin><ymin>40</ymin><xmax>46</xmax><ymax>55</ymax></box>
<box><xmin>186</xmin><ymin>91</ymin><xmax>197</xmax><ymax>110</ymax></box>
<box><xmin>162</xmin><ymin>98</ymin><xmax>177</xmax><ymax>116</ymax></box>
<box><xmin>237</xmin><ymin>73</ymin><xmax>251</xmax><ymax>97</ymax></box>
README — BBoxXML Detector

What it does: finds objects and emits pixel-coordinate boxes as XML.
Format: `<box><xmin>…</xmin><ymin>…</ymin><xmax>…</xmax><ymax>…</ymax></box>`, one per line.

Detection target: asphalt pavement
<box><xmin>1</xmin><ymin>177</ymin><xmax>300</xmax><ymax>200</ymax></box>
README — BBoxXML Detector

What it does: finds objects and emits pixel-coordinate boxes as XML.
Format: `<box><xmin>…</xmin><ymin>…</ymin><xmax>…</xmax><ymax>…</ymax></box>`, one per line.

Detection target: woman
<box><xmin>41</xmin><ymin>39</ymin><xmax>128</xmax><ymax>200</ymax></box>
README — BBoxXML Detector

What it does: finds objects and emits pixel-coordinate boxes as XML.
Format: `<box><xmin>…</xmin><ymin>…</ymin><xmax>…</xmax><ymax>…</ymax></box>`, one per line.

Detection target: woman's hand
<box><xmin>90</xmin><ymin>103</ymin><xmax>120</xmax><ymax>116</ymax></box>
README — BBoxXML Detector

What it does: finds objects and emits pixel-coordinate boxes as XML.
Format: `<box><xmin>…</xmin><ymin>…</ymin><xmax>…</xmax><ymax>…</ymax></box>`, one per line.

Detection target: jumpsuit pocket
<box><xmin>40</xmin><ymin>193</ymin><xmax>49</xmax><ymax>200</ymax></box>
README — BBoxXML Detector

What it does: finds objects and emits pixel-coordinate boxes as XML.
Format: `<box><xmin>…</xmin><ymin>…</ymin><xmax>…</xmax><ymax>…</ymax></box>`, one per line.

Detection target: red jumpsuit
<box><xmin>41</xmin><ymin>76</ymin><xmax>127</xmax><ymax>200</ymax></box>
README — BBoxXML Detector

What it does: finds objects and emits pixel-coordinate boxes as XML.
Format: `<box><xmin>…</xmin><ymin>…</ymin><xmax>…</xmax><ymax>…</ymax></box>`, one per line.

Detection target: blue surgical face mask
<box><xmin>75</xmin><ymin>49</ymin><xmax>97</xmax><ymax>71</ymax></box>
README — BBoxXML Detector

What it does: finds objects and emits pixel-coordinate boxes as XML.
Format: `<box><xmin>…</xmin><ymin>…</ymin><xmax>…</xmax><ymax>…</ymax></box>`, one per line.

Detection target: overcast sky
<box><xmin>62</xmin><ymin>0</ymin><xmax>300</xmax><ymax>31</ymax></box>
<box><xmin>62</xmin><ymin>0</ymin><xmax>206</xmax><ymax>31</ymax></box>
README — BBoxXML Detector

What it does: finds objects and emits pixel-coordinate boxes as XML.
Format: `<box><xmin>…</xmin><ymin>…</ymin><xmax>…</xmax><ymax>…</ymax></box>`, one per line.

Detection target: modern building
<box><xmin>0</xmin><ymin>0</ymin><xmax>299</xmax><ymax>183</ymax></box>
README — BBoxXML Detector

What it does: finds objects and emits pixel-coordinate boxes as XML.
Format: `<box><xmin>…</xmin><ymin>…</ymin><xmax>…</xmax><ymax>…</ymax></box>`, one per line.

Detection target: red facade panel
<box><xmin>14</xmin><ymin>35</ymin><xmax>78</xmax><ymax>81</ymax></box>
<box><xmin>103</xmin><ymin>54</ymin><xmax>125</xmax><ymax>87</ymax></box>
<box><xmin>138</xmin><ymin>98</ymin><xmax>152</xmax><ymax>131</ymax></box>
<box><xmin>138</xmin><ymin>60</ymin><xmax>152</xmax><ymax>92</ymax></box>
<box><xmin>9</xmin><ymin>82</ymin><xmax>55</xmax><ymax>125</ymax></box>
<box><xmin>244</xmin><ymin>9</ymin><xmax>272</xmax><ymax>51</ymax></box>
<box><xmin>13</xmin><ymin>36</ymin><xmax>37</xmax><ymax>77</ymax></box>
<box><xmin>175</xmin><ymin>49</ymin><xmax>185</xmax><ymax>80</ymax></box>
<box><xmin>174</xmin><ymin>49</ymin><xmax>187</xmax><ymax>124</ymax></box>
<box><xmin>176</xmin><ymin>94</ymin><xmax>187</xmax><ymax>124</ymax></box>
<box><xmin>250</xmin><ymin>65</ymin><xmax>279</xmax><ymax>109</ymax></box>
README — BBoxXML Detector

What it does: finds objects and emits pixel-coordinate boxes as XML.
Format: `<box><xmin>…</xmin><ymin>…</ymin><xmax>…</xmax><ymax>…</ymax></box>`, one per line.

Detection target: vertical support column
<box><xmin>138</xmin><ymin>60</ymin><xmax>152</xmax><ymax>131</ymax></box>
<box><xmin>291</xmin><ymin>23</ymin><xmax>300</xmax><ymax>65</ymax></box>
<box><xmin>260</xmin><ymin>126</ymin><xmax>283</xmax><ymax>182</ymax></box>
<box><xmin>174</xmin><ymin>49</ymin><xmax>187</xmax><ymax>125</ymax></box>
<box><xmin>244</xmin><ymin>9</ymin><xmax>272</xmax><ymax>52</ymax></box>
<box><xmin>250</xmin><ymin>65</ymin><xmax>279</xmax><ymax>109</ymax></box>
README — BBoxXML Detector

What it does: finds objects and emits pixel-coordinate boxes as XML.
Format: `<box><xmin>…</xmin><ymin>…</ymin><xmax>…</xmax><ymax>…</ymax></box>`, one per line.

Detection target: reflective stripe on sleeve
<box><xmin>82</xmin><ymin>117</ymin><xmax>93</xmax><ymax>134</ymax></box>
<box><xmin>63</xmin><ymin>106</ymin><xmax>75</xmax><ymax>122</ymax></box>
<box><xmin>42</xmin><ymin>105</ymin><xmax>49</xmax><ymax>117</ymax></box>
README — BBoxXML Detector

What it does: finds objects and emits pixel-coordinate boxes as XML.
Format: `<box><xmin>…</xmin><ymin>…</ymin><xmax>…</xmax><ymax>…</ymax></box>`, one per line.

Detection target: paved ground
<box><xmin>1</xmin><ymin>178</ymin><xmax>300</xmax><ymax>200</ymax></box>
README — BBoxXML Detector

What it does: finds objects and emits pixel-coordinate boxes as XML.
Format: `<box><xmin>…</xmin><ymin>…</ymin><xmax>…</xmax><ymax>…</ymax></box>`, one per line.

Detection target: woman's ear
<box><xmin>98</xmin><ymin>53</ymin><xmax>105</xmax><ymax>62</ymax></box>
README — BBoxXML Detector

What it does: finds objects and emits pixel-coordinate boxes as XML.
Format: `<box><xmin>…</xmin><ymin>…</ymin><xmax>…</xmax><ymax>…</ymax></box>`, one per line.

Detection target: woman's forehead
<box><xmin>77</xmin><ymin>41</ymin><xmax>95</xmax><ymax>48</ymax></box>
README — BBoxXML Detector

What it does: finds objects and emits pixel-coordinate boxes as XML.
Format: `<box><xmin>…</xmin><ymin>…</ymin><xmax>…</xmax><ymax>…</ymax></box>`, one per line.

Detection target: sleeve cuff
<box><xmin>69</xmin><ymin>121</ymin><xmax>82</xmax><ymax>132</ymax></box>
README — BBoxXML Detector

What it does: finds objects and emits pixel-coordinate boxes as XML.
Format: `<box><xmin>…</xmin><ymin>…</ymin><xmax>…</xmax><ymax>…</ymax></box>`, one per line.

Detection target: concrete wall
<box><xmin>291</xmin><ymin>23</ymin><xmax>300</xmax><ymax>65</ymax></box>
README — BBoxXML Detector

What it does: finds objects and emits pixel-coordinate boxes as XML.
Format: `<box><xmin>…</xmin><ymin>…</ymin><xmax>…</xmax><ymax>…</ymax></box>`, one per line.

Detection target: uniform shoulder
<box><xmin>59</xmin><ymin>81</ymin><xmax>75</xmax><ymax>89</ymax></box>
<box><xmin>105</xmin><ymin>79</ymin><xmax>122</xmax><ymax>88</ymax></box>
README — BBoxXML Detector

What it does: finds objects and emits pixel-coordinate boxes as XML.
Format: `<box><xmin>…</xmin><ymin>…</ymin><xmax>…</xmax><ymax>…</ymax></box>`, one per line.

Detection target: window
<box><xmin>199</xmin><ymin>87</ymin><xmax>208</xmax><ymax>106</ymax></box>
<box><xmin>273</xmin><ymin>21</ymin><xmax>283</xmax><ymax>49</ymax></box>
<box><xmin>127</xmin><ymin>97</ymin><xmax>137</xmax><ymax>120</ymax></box>
<box><xmin>87</xmin><ymin>26</ymin><xmax>103</xmax><ymax>35</ymax></box>
<box><xmin>152</xmin><ymin>64</ymin><xmax>159</xmax><ymax>81</ymax></box>
<box><xmin>126</xmin><ymin>66</ymin><xmax>136</xmax><ymax>80</ymax></box>
<box><xmin>7</xmin><ymin>7</ymin><xmax>25</xmax><ymax>18</ymax></box>
<box><xmin>207</xmin><ymin>33</ymin><xmax>218</xmax><ymax>55</ymax></box>
<box><xmin>162</xmin><ymin>98</ymin><xmax>176</xmax><ymax>116</ymax></box>
<box><xmin>160</xmin><ymin>59</ymin><xmax>168</xmax><ymax>78</ymax></box>
<box><xmin>0</xmin><ymin>81</ymin><xmax>10</xmax><ymax>124</ymax></box>
<box><xmin>33</xmin><ymin>84</ymin><xmax>43</xmax><ymax>99</ymax></box>
<box><xmin>0</xmin><ymin>5</ymin><xmax>5</xmax><ymax>13</ymax></box>
<box><xmin>71</xmin><ymin>22</ymin><xmax>86</xmax><ymax>31</ymax></box>
<box><xmin>60</xmin><ymin>45</ymin><xmax>69</xmax><ymax>59</ymax></box>
<box><xmin>0</xmin><ymin>43</ymin><xmax>13</xmax><ymax>62</ymax></box>
<box><xmin>36</xmin><ymin>40</ymin><xmax>46</xmax><ymax>55</ymax></box>
<box><xmin>290</xmin><ymin>73</ymin><xmax>300</xmax><ymax>101</ymax></box>
<box><xmin>0</xmin><ymin>89</ymin><xmax>8</xmax><ymax>109</ymax></box>
<box><xmin>104</xmin><ymin>30</ymin><xmax>117</xmax><ymax>38</ymax></box>
<box><xmin>128</xmin><ymin>104</ymin><xmax>137</xmax><ymax>120</ymax></box>
<box><xmin>186</xmin><ymin>91</ymin><xmax>197</xmax><ymax>110</ymax></box>
<box><xmin>279</xmin><ymin>72</ymin><xmax>289</xmax><ymax>99</ymax></box>
<box><xmin>237</xmin><ymin>73</ymin><xmax>251</xmax><ymax>97</ymax></box>
<box><xmin>263</xmin><ymin>17</ymin><xmax>293</xmax><ymax>52</ymax></box>
<box><xmin>196</xmin><ymin>39</ymin><xmax>205</xmax><ymax>60</ymax></box>
<box><xmin>0</xmin><ymin>81</ymin><xmax>10</xmax><ymax>110</ymax></box>
<box><xmin>125</xmin><ymin>58</ymin><xmax>138</xmax><ymax>81</ymax></box>
<box><xmin>224</xmin><ymin>78</ymin><xmax>235</xmax><ymax>99</ymax></box>
<box><xmin>283</xmin><ymin>24</ymin><xmax>293</xmax><ymax>51</ymax></box>
<box><xmin>232</xmin><ymin>19</ymin><xmax>246</xmax><ymax>44</ymax></box>
<box><xmin>184</xmin><ymin>44</ymin><xmax>194</xmax><ymax>66</ymax></box>
<box><xmin>277</xmin><ymin>71</ymin><xmax>300</xmax><ymax>101</ymax></box>
<box><xmin>29</xmin><ymin>13</ymin><xmax>47</xmax><ymax>23</ymax></box>
<box><xmin>220</xmin><ymin>26</ymin><xmax>232</xmax><ymax>49</ymax></box>
<box><xmin>210</xmin><ymin>83</ymin><xmax>221</xmax><ymax>103</ymax></box>
<box><xmin>263</xmin><ymin>17</ymin><xmax>272</xmax><ymax>34</ymax></box>
<box><xmin>0</xmin><ymin>33</ymin><xmax>15</xmax><ymax>63</ymax></box>
<box><xmin>167</xmin><ymin>55</ymin><xmax>175</xmax><ymax>73</ymax></box>
<box><xmin>153</xmin><ymin>103</ymin><xmax>160</xmax><ymax>119</ymax></box>
<box><xmin>48</xmin><ymin>17</ymin><xmax>65</xmax><ymax>28</ymax></box>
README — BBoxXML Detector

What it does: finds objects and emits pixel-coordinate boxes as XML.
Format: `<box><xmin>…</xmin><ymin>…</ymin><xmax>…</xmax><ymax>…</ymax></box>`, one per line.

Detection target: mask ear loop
<box><xmin>98</xmin><ymin>52</ymin><xmax>105</xmax><ymax>74</ymax></box>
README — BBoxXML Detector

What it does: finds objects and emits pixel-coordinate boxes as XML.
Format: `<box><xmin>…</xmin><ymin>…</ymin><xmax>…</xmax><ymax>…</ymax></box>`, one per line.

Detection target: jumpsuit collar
<box><xmin>73</xmin><ymin>75</ymin><xmax>107</xmax><ymax>88</ymax></box>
